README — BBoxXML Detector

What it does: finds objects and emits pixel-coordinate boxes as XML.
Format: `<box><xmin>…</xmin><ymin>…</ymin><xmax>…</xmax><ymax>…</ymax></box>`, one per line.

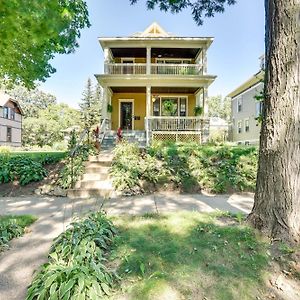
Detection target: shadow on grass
<box><xmin>111</xmin><ymin>212</ymin><xmax>269</xmax><ymax>300</ymax></box>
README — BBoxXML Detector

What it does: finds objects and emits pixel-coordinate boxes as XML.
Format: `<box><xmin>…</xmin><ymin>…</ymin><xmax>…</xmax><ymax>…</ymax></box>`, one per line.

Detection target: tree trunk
<box><xmin>248</xmin><ymin>0</ymin><xmax>300</xmax><ymax>242</ymax></box>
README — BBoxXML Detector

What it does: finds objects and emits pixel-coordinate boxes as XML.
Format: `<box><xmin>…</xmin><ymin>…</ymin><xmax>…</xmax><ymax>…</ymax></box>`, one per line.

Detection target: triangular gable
<box><xmin>139</xmin><ymin>22</ymin><xmax>170</xmax><ymax>37</ymax></box>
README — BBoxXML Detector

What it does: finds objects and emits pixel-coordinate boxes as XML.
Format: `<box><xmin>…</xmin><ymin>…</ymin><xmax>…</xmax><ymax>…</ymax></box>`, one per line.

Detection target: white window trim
<box><xmin>244</xmin><ymin>118</ymin><xmax>250</xmax><ymax>132</ymax></box>
<box><xmin>153</xmin><ymin>95</ymin><xmax>189</xmax><ymax>117</ymax></box>
<box><xmin>118</xmin><ymin>99</ymin><xmax>135</xmax><ymax>130</ymax></box>
<box><xmin>237</xmin><ymin>97</ymin><xmax>242</xmax><ymax>113</ymax></box>
<box><xmin>237</xmin><ymin>120</ymin><xmax>242</xmax><ymax>134</ymax></box>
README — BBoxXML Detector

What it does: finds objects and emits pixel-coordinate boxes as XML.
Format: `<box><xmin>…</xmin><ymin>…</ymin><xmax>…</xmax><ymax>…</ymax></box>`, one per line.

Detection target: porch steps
<box><xmin>101</xmin><ymin>130</ymin><xmax>146</xmax><ymax>149</ymax></box>
<box><xmin>67</xmin><ymin>150</ymin><xmax>114</xmax><ymax>199</ymax></box>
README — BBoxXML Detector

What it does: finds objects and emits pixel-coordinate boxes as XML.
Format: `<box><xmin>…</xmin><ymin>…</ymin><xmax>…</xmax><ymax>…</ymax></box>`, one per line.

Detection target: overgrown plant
<box><xmin>26</xmin><ymin>212</ymin><xmax>118</xmax><ymax>300</ymax></box>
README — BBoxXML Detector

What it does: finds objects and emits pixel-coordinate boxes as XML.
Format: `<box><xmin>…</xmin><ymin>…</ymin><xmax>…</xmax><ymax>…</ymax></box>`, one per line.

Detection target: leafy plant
<box><xmin>107</xmin><ymin>104</ymin><xmax>113</xmax><ymax>113</ymax></box>
<box><xmin>194</xmin><ymin>105</ymin><xmax>203</xmax><ymax>116</ymax></box>
<box><xmin>162</xmin><ymin>99</ymin><xmax>177</xmax><ymax>116</ymax></box>
<box><xmin>0</xmin><ymin>215</ymin><xmax>37</xmax><ymax>251</ymax></box>
<box><xmin>26</xmin><ymin>212</ymin><xmax>118</xmax><ymax>300</ymax></box>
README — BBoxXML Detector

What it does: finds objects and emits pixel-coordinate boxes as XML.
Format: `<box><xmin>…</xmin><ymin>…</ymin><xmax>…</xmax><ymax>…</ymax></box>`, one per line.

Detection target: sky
<box><xmin>40</xmin><ymin>0</ymin><xmax>265</xmax><ymax>108</ymax></box>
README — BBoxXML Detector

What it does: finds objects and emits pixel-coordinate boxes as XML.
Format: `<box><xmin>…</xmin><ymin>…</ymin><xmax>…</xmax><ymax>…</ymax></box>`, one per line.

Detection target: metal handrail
<box><xmin>69</xmin><ymin>128</ymin><xmax>88</xmax><ymax>157</ymax></box>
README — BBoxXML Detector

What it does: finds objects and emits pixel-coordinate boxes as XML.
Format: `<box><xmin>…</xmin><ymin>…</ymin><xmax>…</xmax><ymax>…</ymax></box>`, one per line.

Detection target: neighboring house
<box><xmin>95</xmin><ymin>22</ymin><xmax>216</xmax><ymax>145</ymax></box>
<box><xmin>0</xmin><ymin>92</ymin><xmax>23</xmax><ymax>147</ymax></box>
<box><xmin>228</xmin><ymin>65</ymin><xmax>264</xmax><ymax>145</ymax></box>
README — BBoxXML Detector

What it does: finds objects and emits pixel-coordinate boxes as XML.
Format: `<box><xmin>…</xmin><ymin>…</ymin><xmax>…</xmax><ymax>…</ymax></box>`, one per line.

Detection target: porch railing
<box><xmin>104</xmin><ymin>63</ymin><xmax>203</xmax><ymax>75</ymax></box>
<box><xmin>151</xmin><ymin>63</ymin><xmax>203</xmax><ymax>75</ymax></box>
<box><xmin>104</xmin><ymin>63</ymin><xmax>146</xmax><ymax>75</ymax></box>
<box><xmin>146</xmin><ymin>116</ymin><xmax>206</xmax><ymax>131</ymax></box>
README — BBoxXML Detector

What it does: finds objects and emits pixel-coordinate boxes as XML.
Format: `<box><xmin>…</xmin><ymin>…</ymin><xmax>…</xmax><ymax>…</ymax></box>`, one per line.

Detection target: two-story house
<box><xmin>0</xmin><ymin>92</ymin><xmax>23</xmax><ymax>147</ymax></box>
<box><xmin>95</xmin><ymin>22</ymin><xmax>216</xmax><ymax>145</ymax></box>
<box><xmin>228</xmin><ymin>58</ymin><xmax>264</xmax><ymax>145</ymax></box>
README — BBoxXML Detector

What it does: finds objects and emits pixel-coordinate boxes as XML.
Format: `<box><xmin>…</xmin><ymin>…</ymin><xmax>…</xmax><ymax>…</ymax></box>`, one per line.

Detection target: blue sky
<box><xmin>40</xmin><ymin>0</ymin><xmax>265</xmax><ymax>108</ymax></box>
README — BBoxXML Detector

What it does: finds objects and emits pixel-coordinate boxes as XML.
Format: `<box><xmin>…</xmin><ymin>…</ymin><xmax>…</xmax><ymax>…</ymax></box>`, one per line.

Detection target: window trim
<box><xmin>6</xmin><ymin>127</ymin><xmax>12</xmax><ymax>142</ymax></box>
<box><xmin>244</xmin><ymin>118</ymin><xmax>250</xmax><ymax>132</ymax></box>
<box><xmin>152</xmin><ymin>95</ymin><xmax>189</xmax><ymax>117</ymax></box>
<box><xmin>237</xmin><ymin>120</ymin><xmax>242</xmax><ymax>134</ymax></box>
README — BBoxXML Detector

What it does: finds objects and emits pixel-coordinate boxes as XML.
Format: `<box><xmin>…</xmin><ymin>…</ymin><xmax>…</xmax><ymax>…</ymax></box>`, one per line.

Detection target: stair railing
<box><xmin>69</xmin><ymin>128</ymin><xmax>88</xmax><ymax>188</ymax></box>
<box><xmin>99</xmin><ymin>118</ymin><xmax>109</xmax><ymax>145</ymax></box>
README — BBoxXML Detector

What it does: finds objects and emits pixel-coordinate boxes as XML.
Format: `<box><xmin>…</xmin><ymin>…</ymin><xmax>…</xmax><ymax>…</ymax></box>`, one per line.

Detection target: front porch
<box><xmin>101</xmin><ymin>86</ymin><xmax>209</xmax><ymax>144</ymax></box>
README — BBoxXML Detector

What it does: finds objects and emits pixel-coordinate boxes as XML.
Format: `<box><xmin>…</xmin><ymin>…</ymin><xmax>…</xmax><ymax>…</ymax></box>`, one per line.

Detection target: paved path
<box><xmin>0</xmin><ymin>192</ymin><xmax>254</xmax><ymax>300</ymax></box>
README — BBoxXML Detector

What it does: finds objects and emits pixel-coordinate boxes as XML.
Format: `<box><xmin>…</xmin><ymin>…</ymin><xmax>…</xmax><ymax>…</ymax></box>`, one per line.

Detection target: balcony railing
<box><xmin>151</xmin><ymin>64</ymin><xmax>203</xmax><ymax>75</ymax></box>
<box><xmin>146</xmin><ymin>116</ymin><xmax>208</xmax><ymax>132</ymax></box>
<box><xmin>104</xmin><ymin>63</ymin><xmax>203</xmax><ymax>75</ymax></box>
<box><xmin>105</xmin><ymin>63</ymin><xmax>146</xmax><ymax>75</ymax></box>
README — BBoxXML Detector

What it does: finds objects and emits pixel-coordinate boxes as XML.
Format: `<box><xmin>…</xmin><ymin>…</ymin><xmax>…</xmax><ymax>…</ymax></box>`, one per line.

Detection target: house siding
<box><xmin>231</xmin><ymin>82</ymin><xmax>263</xmax><ymax>144</ymax></box>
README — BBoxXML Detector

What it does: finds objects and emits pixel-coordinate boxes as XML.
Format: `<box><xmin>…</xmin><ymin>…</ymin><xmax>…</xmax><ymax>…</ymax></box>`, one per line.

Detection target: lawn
<box><xmin>0</xmin><ymin>215</ymin><xmax>37</xmax><ymax>251</ymax></box>
<box><xmin>110</xmin><ymin>211</ymin><xmax>269</xmax><ymax>300</ymax></box>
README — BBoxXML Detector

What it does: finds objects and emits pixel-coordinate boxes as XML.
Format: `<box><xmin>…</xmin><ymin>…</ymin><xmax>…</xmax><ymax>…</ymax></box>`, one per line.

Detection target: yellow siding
<box><xmin>111</xmin><ymin>93</ymin><xmax>146</xmax><ymax>130</ymax></box>
<box><xmin>111</xmin><ymin>93</ymin><xmax>196</xmax><ymax>130</ymax></box>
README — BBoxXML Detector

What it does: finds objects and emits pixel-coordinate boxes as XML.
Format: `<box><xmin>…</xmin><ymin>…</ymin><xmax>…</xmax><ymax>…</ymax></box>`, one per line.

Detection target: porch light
<box><xmin>152</xmin><ymin>95</ymin><xmax>158</xmax><ymax>102</ymax></box>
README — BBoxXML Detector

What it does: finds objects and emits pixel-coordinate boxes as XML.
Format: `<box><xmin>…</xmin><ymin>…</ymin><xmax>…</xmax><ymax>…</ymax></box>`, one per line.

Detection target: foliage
<box><xmin>130</xmin><ymin>0</ymin><xmax>236</xmax><ymax>25</ymax></box>
<box><xmin>0</xmin><ymin>0</ymin><xmax>90</xmax><ymax>88</ymax></box>
<box><xmin>111</xmin><ymin>211</ymin><xmax>269</xmax><ymax>299</ymax></box>
<box><xmin>161</xmin><ymin>99</ymin><xmax>177</xmax><ymax>116</ymax></box>
<box><xmin>207</xmin><ymin>95</ymin><xmax>231</xmax><ymax>120</ymax></box>
<box><xmin>112</xmin><ymin>142</ymin><xmax>258</xmax><ymax>194</ymax></box>
<box><xmin>194</xmin><ymin>105</ymin><xmax>203</xmax><ymax>116</ymax></box>
<box><xmin>79</xmin><ymin>79</ymin><xmax>102</xmax><ymax>141</ymax></box>
<box><xmin>26</xmin><ymin>212</ymin><xmax>118</xmax><ymax>300</ymax></box>
<box><xmin>110</xmin><ymin>142</ymin><xmax>166</xmax><ymax>193</ymax></box>
<box><xmin>58</xmin><ymin>144</ymin><xmax>96</xmax><ymax>189</ymax></box>
<box><xmin>0</xmin><ymin>215</ymin><xmax>37</xmax><ymax>251</ymax></box>
<box><xmin>0</xmin><ymin>152</ymin><xmax>66</xmax><ymax>185</ymax></box>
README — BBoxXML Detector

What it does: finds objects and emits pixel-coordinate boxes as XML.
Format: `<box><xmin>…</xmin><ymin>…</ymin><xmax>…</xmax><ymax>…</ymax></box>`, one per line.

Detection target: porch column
<box><xmin>146</xmin><ymin>85</ymin><xmax>151</xmax><ymax>146</ymax></box>
<box><xmin>104</xmin><ymin>48</ymin><xmax>111</xmax><ymax>74</ymax></box>
<box><xmin>101</xmin><ymin>85</ymin><xmax>108</xmax><ymax>123</ymax></box>
<box><xmin>202</xmin><ymin>48</ymin><xmax>207</xmax><ymax>74</ymax></box>
<box><xmin>203</xmin><ymin>87</ymin><xmax>209</xmax><ymax>116</ymax></box>
<box><xmin>146</xmin><ymin>47</ymin><xmax>151</xmax><ymax>75</ymax></box>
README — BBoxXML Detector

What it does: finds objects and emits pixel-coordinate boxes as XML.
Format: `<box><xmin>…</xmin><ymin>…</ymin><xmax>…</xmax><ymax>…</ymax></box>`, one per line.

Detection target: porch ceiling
<box><xmin>110</xmin><ymin>47</ymin><xmax>201</xmax><ymax>59</ymax></box>
<box><xmin>111</xmin><ymin>86</ymin><xmax>200</xmax><ymax>94</ymax></box>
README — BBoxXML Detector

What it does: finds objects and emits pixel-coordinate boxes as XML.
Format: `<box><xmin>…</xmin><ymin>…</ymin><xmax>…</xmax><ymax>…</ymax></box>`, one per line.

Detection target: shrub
<box><xmin>26</xmin><ymin>212</ymin><xmax>118</xmax><ymax>300</ymax></box>
<box><xmin>0</xmin><ymin>215</ymin><xmax>37</xmax><ymax>251</ymax></box>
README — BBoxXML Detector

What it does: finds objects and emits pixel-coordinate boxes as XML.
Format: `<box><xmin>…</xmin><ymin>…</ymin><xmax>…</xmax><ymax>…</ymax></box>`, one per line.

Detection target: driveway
<box><xmin>0</xmin><ymin>192</ymin><xmax>254</xmax><ymax>300</ymax></box>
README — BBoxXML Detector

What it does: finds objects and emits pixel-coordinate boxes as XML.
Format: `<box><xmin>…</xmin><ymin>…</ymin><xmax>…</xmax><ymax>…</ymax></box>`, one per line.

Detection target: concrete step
<box><xmin>88</xmin><ymin>155</ymin><xmax>113</xmax><ymax>163</ymax></box>
<box><xmin>77</xmin><ymin>180</ymin><xmax>113</xmax><ymax>190</ymax></box>
<box><xmin>84</xmin><ymin>166</ymin><xmax>110</xmax><ymax>174</ymax></box>
<box><xmin>68</xmin><ymin>188</ymin><xmax>113</xmax><ymax>199</ymax></box>
<box><xmin>81</xmin><ymin>173</ymin><xmax>109</xmax><ymax>181</ymax></box>
<box><xmin>85</xmin><ymin>161</ymin><xmax>112</xmax><ymax>168</ymax></box>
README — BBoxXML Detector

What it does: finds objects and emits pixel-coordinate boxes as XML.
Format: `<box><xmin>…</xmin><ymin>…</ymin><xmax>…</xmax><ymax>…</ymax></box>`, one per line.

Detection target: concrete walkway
<box><xmin>0</xmin><ymin>193</ymin><xmax>254</xmax><ymax>300</ymax></box>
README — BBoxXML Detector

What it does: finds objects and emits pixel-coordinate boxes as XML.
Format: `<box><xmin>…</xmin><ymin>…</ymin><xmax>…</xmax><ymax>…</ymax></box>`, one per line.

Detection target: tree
<box><xmin>0</xmin><ymin>0</ymin><xmax>90</xmax><ymax>88</ymax></box>
<box><xmin>6</xmin><ymin>85</ymin><xmax>57</xmax><ymax>118</ymax></box>
<box><xmin>207</xmin><ymin>95</ymin><xmax>231</xmax><ymax>120</ymax></box>
<box><xmin>79</xmin><ymin>78</ymin><xmax>102</xmax><ymax>141</ymax></box>
<box><xmin>133</xmin><ymin>0</ymin><xmax>300</xmax><ymax>242</ymax></box>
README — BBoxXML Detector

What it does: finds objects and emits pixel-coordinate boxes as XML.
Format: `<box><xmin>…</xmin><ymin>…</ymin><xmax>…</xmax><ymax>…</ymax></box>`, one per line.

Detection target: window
<box><xmin>3</xmin><ymin>107</ymin><xmax>9</xmax><ymax>119</ymax></box>
<box><xmin>153</xmin><ymin>98</ymin><xmax>160</xmax><ymax>116</ymax></box>
<box><xmin>179</xmin><ymin>97</ymin><xmax>187</xmax><ymax>116</ymax></box>
<box><xmin>245</xmin><ymin>119</ymin><xmax>249</xmax><ymax>132</ymax></box>
<box><xmin>255</xmin><ymin>101</ymin><xmax>263</xmax><ymax>118</ymax></box>
<box><xmin>10</xmin><ymin>108</ymin><xmax>15</xmax><ymax>120</ymax></box>
<box><xmin>162</xmin><ymin>98</ymin><xmax>178</xmax><ymax>116</ymax></box>
<box><xmin>6</xmin><ymin>127</ymin><xmax>12</xmax><ymax>142</ymax></box>
<box><xmin>237</xmin><ymin>97</ymin><xmax>242</xmax><ymax>112</ymax></box>
<box><xmin>237</xmin><ymin>121</ymin><xmax>242</xmax><ymax>134</ymax></box>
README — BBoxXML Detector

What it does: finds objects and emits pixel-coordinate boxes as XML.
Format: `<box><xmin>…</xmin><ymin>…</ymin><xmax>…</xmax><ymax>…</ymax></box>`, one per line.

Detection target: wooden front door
<box><xmin>120</xmin><ymin>101</ymin><xmax>133</xmax><ymax>130</ymax></box>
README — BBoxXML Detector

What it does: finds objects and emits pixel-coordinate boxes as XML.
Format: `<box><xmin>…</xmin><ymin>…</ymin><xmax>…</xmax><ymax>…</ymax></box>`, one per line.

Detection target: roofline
<box><xmin>98</xmin><ymin>36</ymin><xmax>214</xmax><ymax>50</ymax></box>
<box><xmin>227</xmin><ymin>70</ymin><xmax>265</xmax><ymax>98</ymax></box>
<box><xmin>0</xmin><ymin>96</ymin><xmax>24</xmax><ymax>115</ymax></box>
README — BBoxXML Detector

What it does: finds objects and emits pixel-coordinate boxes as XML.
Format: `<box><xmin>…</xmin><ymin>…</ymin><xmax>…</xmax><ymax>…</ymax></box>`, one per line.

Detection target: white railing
<box><xmin>146</xmin><ymin>116</ymin><xmax>207</xmax><ymax>132</ymax></box>
<box><xmin>151</xmin><ymin>63</ymin><xmax>203</xmax><ymax>75</ymax></box>
<box><xmin>104</xmin><ymin>63</ymin><xmax>146</xmax><ymax>75</ymax></box>
<box><xmin>104</xmin><ymin>63</ymin><xmax>203</xmax><ymax>75</ymax></box>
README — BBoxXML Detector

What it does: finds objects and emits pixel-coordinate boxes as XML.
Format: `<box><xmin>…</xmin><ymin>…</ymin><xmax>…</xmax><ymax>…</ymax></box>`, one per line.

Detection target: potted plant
<box><xmin>107</xmin><ymin>104</ymin><xmax>113</xmax><ymax>113</ymax></box>
<box><xmin>194</xmin><ymin>106</ymin><xmax>203</xmax><ymax>116</ymax></box>
<box><xmin>162</xmin><ymin>100</ymin><xmax>177</xmax><ymax>116</ymax></box>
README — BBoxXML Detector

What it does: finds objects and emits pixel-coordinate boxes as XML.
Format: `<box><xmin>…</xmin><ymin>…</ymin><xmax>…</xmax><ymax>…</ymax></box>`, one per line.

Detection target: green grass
<box><xmin>110</xmin><ymin>211</ymin><xmax>269</xmax><ymax>300</ymax></box>
<box><xmin>0</xmin><ymin>215</ymin><xmax>37</xmax><ymax>250</ymax></box>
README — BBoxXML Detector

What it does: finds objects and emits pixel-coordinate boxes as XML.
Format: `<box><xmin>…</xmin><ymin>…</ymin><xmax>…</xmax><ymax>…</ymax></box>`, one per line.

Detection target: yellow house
<box><xmin>95</xmin><ymin>22</ymin><xmax>216</xmax><ymax>145</ymax></box>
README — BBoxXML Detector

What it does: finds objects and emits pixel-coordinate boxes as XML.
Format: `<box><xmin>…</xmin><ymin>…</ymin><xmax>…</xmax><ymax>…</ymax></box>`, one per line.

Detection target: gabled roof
<box><xmin>133</xmin><ymin>22</ymin><xmax>171</xmax><ymax>37</ymax></box>
<box><xmin>227</xmin><ymin>70</ymin><xmax>264</xmax><ymax>99</ymax></box>
<box><xmin>0</xmin><ymin>91</ymin><xmax>24</xmax><ymax>115</ymax></box>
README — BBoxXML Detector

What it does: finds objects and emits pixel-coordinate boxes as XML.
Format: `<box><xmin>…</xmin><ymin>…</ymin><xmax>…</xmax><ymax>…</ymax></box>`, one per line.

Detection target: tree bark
<box><xmin>248</xmin><ymin>0</ymin><xmax>300</xmax><ymax>242</ymax></box>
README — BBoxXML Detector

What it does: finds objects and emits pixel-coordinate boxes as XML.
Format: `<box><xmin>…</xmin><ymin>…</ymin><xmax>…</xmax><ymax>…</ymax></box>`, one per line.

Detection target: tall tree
<box><xmin>0</xmin><ymin>0</ymin><xmax>90</xmax><ymax>88</ymax></box>
<box><xmin>79</xmin><ymin>78</ymin><xmax>101</xmax><ymax>141</ymax></box>
<box><xmin>207</xmin><ymin>95</ymin><xmax>231</xmax><ymax>120</ymax></box>
<box><xmin>6</xmin><ymin>85</ymin><xmax>57</xmax><ymax>117</ymax></box>
<box><xmin>132</xmin><ymin>0</ymin><xmax>300</xmax><ymax>242</ymax></box>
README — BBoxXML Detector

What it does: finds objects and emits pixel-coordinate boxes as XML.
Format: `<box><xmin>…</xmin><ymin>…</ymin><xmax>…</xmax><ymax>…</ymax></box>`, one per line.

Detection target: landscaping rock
<box><xmin>52</xmin><ymin>186</ymin><xmax>67</xmax><ymax>197</ymax></box>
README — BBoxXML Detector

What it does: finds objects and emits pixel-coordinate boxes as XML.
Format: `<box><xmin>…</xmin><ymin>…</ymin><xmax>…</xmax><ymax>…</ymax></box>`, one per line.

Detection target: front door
<box><xmin>120</xmin><ymin>101</ymin><xmax>133</xmax><ymax>130</ymax></box>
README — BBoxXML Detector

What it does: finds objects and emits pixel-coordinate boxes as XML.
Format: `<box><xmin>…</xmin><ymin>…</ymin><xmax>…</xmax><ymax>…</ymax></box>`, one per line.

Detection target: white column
<box><xmin>203</xmin><ymin>87</ymin><xmax>209</xmax><ymax>116</ymax></box>
<box><xmin>146</xmin><ymin>47</ymin><xmax>151</xmax><ymax>75</ymax></box>
<box><xmin>146</xmin><ymin>85</ymin><xmax>151</xmax><ymax>146</ymax></box>
<box><xmin>202</xmin><ymin>48</ymin><xmax>207</xmax><ymax>74</ymax></box>
<box><xmin>104</xmin><ymin>48</ymin><xmax>111</xmax><ymax>74</ymax></box>
<box><xmin>101</xmin><ymin>86</ymin><xmax>108</xmax><ymax>122</ymax></box>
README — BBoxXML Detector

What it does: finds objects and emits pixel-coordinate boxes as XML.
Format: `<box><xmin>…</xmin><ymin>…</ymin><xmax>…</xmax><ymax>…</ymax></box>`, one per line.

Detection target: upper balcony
<box><xmin>104</xmin><ymin>62</ymin><xmax>204</xmax><ymax>76</ymax></box>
